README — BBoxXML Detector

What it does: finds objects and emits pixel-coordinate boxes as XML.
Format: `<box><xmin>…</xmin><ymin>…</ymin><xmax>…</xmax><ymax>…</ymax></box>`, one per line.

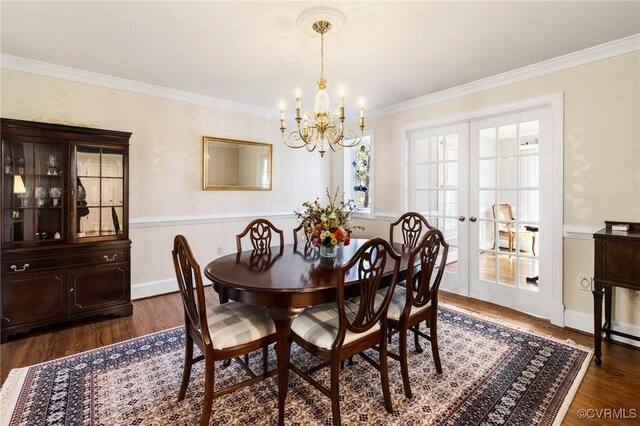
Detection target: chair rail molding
<box><xmin>563</xmin><ymin>224</ymin><xmax>601</xmax><ymax>240</ymax></box>
<box><xmin>130</xmin><ymin>211</ymin><xmax>295</xmax><ymax>229</ymax></box>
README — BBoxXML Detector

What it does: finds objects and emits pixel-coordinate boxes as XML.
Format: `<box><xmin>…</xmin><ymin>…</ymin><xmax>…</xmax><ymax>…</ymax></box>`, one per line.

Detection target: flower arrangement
<box><xmin>294</xmin><ymin>188</ymin><xmax>363</xmax><ymax>254</ymax></box>
<box><xmin>352</xmin><ymin>145</ymin><xmax>370</xmax><ymax>194</ymax></box>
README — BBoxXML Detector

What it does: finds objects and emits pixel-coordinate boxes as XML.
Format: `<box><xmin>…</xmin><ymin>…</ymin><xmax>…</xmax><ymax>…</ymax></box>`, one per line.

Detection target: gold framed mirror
<box><xmin>202</xmin><ymin>136</ymin><xmax>272</xmax><ymax>191</ymax></box>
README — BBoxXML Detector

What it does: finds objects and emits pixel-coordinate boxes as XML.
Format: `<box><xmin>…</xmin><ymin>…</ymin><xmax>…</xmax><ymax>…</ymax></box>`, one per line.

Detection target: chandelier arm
<box><xmin>337</xmin><ymin>128</ymin><xmax>364</xmax><ymax>147</ymax></box>
<box><xmin>282</xmin><ymin>131</ymin><xmax>310</xmax><ymax>149</ymax></box>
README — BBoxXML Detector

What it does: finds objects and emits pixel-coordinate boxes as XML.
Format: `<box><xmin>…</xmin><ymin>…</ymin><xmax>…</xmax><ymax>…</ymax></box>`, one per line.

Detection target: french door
<box><xmin>408</xmin><ymin>107</ymin><xmax>552</xmax><ymax>318</ymax></box>
<box><xmin>407</xmin><ymin>123</ymin><xmax>469</xmax><ymax>296</ymax></box>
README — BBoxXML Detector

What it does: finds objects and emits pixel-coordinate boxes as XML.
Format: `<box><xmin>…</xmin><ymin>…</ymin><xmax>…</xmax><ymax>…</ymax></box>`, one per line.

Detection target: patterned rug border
<box><xmin>1</xmin><ymin>304</ymin><xmax>593</xmax><ymax>426</ymax></box>
<box><xmin>439</xmin><ymin>303</ymin><xmax>593</xmax><ymax>426</ymax></box>
<box><xmin>0</xmin><ymin>325</ymin><xmax>183</xmax><ymax>425</ymax></box>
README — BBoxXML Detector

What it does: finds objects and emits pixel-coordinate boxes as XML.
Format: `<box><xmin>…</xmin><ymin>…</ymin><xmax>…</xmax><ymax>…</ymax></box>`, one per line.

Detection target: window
<box><xmin>343</xmin><ymin>135</ymin><xmax>372</xmax><ymax>213</ymax></box>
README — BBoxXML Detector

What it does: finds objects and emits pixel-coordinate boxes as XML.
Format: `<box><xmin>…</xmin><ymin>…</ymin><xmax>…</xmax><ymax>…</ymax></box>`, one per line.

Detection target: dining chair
<box><xmin>385</xmin><ymin>228</ymin><xmax>449</xmax><ymax>398</ymax></box>
<box><xmin>389</xmin><ymin>212</ymin><xmax>434</xmax><ymax>248</ymax></box>
<box><xmin>289</xmin><ymin>237</ymin><xmax>401</xmax><ymax>426</ymax></box>
<box><xmin>236</xmin><ymin>218</ymin><xmax>284</xmax><ymax>252</ymax></box>
<box><xmin>292</xmin><ymin>222</ymin><xmax>311</xmax><ymax>248</ymax></box>
<box><xmin>172</xmin><ymin>235</ymin><xmax>277</xmax><ymax>426</ymax></box>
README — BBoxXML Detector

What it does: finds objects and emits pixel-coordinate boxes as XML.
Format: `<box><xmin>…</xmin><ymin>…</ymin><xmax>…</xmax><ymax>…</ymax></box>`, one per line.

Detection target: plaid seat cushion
<box><xmin>383</xmin><ymin>287</ymin><xmax>431</xmax><ymax>321</ymax></box>
<box><xmin>352</xmin><ymin>287</ymin><xmax>432</xmax><ymax>321</ymax></box>
<box><xmin>206</xmin><ymin>301</ymin><xmax>275</xmax><ymax>350</ymax></box>
<box><xmin>291</xmin><ymin>301</ymin><xmax>380</xmax><ymax>350</ymax></box>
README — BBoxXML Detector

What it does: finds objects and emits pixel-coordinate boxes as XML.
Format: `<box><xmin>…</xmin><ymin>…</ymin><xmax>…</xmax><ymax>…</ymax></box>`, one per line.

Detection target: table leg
<box><xmin>266</xmin><ymin>307</ymin><xmax>304</xmax><ymax>426</ymax></box>
<box><xmin>593</xmin><ymin>282</ymin><xmax>604</xmax><ymax>365</ymax></box>
<box><xmin>604</xmin><ymin>285</ymin><xmax>613</xmax><ymax>342</ymax></box>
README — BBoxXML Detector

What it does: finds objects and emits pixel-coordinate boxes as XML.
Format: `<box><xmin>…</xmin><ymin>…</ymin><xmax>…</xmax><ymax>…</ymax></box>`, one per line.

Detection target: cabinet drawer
<box><xmin>73</xmin><ymin>249</ymin><xmax>129</xmax><ymax>267</ymax></box>
<box><xmin>2</xmin><ymin>257</ymin><xmax>66</xmax><ymax>275</ymax></box>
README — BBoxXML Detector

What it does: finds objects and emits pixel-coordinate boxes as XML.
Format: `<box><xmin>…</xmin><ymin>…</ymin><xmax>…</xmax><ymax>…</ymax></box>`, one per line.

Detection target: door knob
<box><xmin>470</xmin><ymin>216</ymin><xmax>477</xmax><ymax>222</ymax></box>
<box><xmin>458</xmin><ymin>216</ymin><xmax>465</xmax><ymax>222</ymax></box>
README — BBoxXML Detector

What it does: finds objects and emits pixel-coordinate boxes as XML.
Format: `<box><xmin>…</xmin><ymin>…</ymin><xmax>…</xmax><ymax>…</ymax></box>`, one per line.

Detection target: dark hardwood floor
<box><xmin>1</xmin><ymin>290</ymin><xmax>638</xmax><ymax>425</ymax></box>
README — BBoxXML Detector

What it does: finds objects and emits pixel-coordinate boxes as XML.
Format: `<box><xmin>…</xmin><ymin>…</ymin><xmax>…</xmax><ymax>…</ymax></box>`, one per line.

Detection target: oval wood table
<box><xmin>204</xmin><ymin>240</ymin><xmax>412</xmax><ymax>426</ymax></box>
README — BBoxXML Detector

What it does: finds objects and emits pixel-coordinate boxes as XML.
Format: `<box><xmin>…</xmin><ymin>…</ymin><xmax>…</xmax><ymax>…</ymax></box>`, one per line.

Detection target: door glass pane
<box><xmin>80</xmin><ymin>207</ymin><xmax>101</xmax><ymax>237</ymax></box>
<box><xmin>520</xmin><ymin>190</ymin><xmax>539</xmax><ymax>222</ymax></box>
<box><xmin>519</xmin><ymin>258</ymin><xmax>539</xmax><ymax>291</ymax></box>
<box><xmin>81</xmin><ymin>177</ymin><xmax>101</xmax><ymax>206</ymax></box>
<box><xmin>442</xmin><ymin>190</ymin><xmax>458</xmax><ymax>215</ymax></box>
<box><xmin>440</xmin><ymin>162</ymin><xmax>458</xmax><ymax>187</ymax></box>
<box><xmin>101</xmin><ymin>207</ymin><xmax>122</xmax><ymax>235</ymax></box>
<box><xmin>479</xmin><ymin>252</ymin><xmax>497</xmax><ymax>283</ymax></box>
<box><xmin>519</xmin><ymin>156</ymin><xmax>539</xmax><ymax>187</ymax></box>
<box><xmin>498</xmin><ymin>157</ymin><xmax>517</xmax><ymax>188</ymax></box>
<box><xmin>427</xmin><ymin>164</ymin><xmax>439</xmax><ymax>188</ymax></box>
<box><xmin>444</xmin><ymin>134</ymin><xmax>459</xmax><ymax>160</ymax></box>
<box><xmin>498</xmin><ymin>124</ymin><xmax>517</xmax><ymax>156</ymax></box>
<box><xmin>416</xmin><ymin>190</ymin><xmax>429</xmax><ymax>211</ymax></box>
<box><xmin>416</xmin><ymin>165</ymin><xmax>429</xmax><ymax>189</ymax></box>
<box><xmin>102</xmin><ymin>178</ymin><xmax>124</xmax><ymax>206</ymax></box>
<box><xmin>77</xmin><ymin>148</ymin><xmax>100</xmax><ymax>177</ymax></box>
<box><xmin>497</xmin><ymin>253</ymin><xmax>516</xmax><ymax>286</ymax></box>
<box><xmin>416</xmin><ymin>138</ymin><xmax>429</xmax><ymax>163</ymax></box>
<box><xmin>429</xmin><ymin>137</ymin><xmax>439</xmax><ymax>161</ymax></box>
<box><xmin>102</xmin><ymin>150</ymin><xmax>123</xmax><ymax>178</ymax></box>
<box><xmin>479</xmin><ymin>190</ymin><xmax>495</xmax><ymax>219</ymax></box>
<box><xmin>479</xmin><ymin>128</ymin><xmax>496</xmax><ymax>158</ymax></box>
<box><xmin>519</xmin><ymin>121</ymin><xmax>539</xmax><ymax>153</ymax></box>
<box><xmin>478</xmin><ymin>220</ymin><xmax>494</xmax><ymax>251</ymax></box>
<box><xmin>479</xmin><ymin>159</ymin><xmax>496</xmax><ymax>188</ymax></box>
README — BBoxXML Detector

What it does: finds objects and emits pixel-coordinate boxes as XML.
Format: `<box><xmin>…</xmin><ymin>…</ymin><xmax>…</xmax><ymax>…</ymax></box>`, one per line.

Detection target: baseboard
<box><xmin>131</xmin><ymin>278</ymin><xmax>177</xmax><ymax>300</ymax></box>
<box><xmin>564</xmin><ymin>309</ymin><xmax>640</xmax><ymax>348</ymax></box>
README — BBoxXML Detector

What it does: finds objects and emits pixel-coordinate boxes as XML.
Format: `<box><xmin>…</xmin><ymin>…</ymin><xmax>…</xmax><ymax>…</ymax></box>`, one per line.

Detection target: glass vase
<box><xmin>320</xmin><ymin>243</ymin><xmax>339</xmax><ymax>259</ymax></box>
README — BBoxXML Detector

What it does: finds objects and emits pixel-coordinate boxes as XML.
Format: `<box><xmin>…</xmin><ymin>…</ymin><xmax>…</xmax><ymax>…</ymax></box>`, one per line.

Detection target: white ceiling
<box><xmin>1</xmin><ymin>1</ymin><xmax>639</xmax><ymax>114</ymax></box>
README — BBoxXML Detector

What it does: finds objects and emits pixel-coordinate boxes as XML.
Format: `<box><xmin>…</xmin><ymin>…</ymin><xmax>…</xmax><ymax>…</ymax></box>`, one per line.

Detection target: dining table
<box><xmin>204</xmin><ymin>239</ymin><xmax>413</xmax><ymax>426</ymax></box>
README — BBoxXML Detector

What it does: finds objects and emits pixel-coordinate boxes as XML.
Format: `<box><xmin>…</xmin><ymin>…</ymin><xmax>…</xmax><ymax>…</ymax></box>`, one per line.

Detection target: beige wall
<box><xmin>338</xmin><ymin>52</ymin><xmax>640</xmax><ymax>326</ymax></box>
<box><xmin>1</xmin><ymin>69</ymin><xmax>331</xmax><ymax>293</ymax></box>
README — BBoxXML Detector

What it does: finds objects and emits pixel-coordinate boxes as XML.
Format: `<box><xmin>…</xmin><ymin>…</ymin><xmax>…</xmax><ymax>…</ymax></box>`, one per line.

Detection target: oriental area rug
<box><xmin>0</xmin><ymin>305</ymin><xmax>591</xmax><ymax>426</ymax></box>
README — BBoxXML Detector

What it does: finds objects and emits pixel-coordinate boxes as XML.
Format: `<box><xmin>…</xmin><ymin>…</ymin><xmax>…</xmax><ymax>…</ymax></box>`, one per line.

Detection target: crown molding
<box><xmin>2</xmin><ymin>34</ymin><xmax>638</xmax><ymax>121</ymax></box>
<box><xmin>367</xmin><ymin>33</ymin><xmax>640</xmax><ymax>120</ymax></box>
<box><xmin>0</xmin><ymin>54</ymin><xmax>278</xmax><ymax>118</ymax></box>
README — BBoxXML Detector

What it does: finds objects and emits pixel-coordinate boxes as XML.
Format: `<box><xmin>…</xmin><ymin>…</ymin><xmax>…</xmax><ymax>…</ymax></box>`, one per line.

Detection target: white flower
<box><xmin>329</xmin><ymin>212</ymin><xmax>337</xmax><ymax>219</ymax></box>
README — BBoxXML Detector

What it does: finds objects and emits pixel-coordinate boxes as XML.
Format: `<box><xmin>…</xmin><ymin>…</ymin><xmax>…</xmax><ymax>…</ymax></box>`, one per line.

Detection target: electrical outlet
<box><xmin>217</xmin><ymin>245</ymin><xmax>223</xmax><ymax>255</ymax></box>
<box><xmin>578</xmin><ymin>275</ymin><xmax>592</xmax><ymax>292</ymax></box>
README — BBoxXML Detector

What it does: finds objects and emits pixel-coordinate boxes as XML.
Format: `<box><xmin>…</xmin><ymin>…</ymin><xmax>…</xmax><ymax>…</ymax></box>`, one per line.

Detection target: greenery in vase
<box><xmin>294</xmin><ymin>188</ymin><xmax>364</xmax><ymax>248</ymax></box>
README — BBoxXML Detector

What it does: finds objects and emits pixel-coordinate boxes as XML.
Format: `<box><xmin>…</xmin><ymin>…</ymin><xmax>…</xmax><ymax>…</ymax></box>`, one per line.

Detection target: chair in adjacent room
<box><xmin>389</xmin><ymin>211</ymin><xmax>434</xmax><ymax>247</ymax></box>
<box><xmin>236</xmin><ymin>218</ymin><xmax>284</xmax><ymax>252</ymax></box>
<box><xmin>289</xmin><ymin>238</ymin><xmax>401</xmax><ymax>426</ymax></box>
<box><xmin>492</xmin><ymin>203</ymin><xmax>536</xmax><ymax>255</ymax></box>
<box><xmin>385</xmin><ymin>228</ymin><xmax>449</xmax><ymax>398</ymax></box>
<box><xmin>172</xmin><ymin>235</ymin><xmax>276</xmax><ymax>426</ymax></box>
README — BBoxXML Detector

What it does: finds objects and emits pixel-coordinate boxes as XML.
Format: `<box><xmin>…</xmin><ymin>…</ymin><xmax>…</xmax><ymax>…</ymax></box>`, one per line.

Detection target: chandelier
<box><xmin>279</xmin><ymin>20</ymin><xmax>365</xmax><ymax>157</ymax></box>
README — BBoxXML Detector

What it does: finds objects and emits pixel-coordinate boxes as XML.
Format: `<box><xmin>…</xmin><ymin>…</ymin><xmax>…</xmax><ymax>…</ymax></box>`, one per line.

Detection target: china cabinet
<box><xmin>1</xmin><ymin>118</ymin><xmax>132</xmax><ymax>342</ymax></box>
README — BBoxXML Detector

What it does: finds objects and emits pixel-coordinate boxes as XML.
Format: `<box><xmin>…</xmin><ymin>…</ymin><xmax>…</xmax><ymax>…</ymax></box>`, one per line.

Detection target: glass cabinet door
<box><xmin>2</xmin><ymin>139</ymin><xmax>66</xmax><ymax>244</ymax></box>
<box><xmin>75</xmin><ymin>146</ymin><xmax>125</xmax><ymax>238</ymax></box>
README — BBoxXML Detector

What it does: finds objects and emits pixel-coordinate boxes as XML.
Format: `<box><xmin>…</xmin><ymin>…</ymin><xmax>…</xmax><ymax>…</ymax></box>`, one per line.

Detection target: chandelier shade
<box><xmin>279</xmin><ymin>19</ymin><xmax>365</xmax><ymax>157</ymax></box>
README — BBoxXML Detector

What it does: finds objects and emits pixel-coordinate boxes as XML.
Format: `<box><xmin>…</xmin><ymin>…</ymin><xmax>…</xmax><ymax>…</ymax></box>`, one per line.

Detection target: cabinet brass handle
<box><xmin>10</xmin><ymin>263</ymin><xmax>30</xmax><ymax>272</ymax></box>
<box><xmin>103</xmin><ymin>254</ymin><xmax>118</xmax><ymax>262</ymax></box>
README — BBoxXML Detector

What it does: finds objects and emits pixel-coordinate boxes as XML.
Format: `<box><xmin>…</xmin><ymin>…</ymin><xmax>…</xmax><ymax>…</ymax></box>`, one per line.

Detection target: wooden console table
<box><xmin>592</xmin><ymin>221</ymin><xmax>640</xmax><ymax>365</ymax></box>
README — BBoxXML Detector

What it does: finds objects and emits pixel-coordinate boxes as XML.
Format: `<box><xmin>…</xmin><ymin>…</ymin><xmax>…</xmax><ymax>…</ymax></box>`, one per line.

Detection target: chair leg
<box><xmin>414</xmin><ymin>324</ymin><xmax>423</xmax><ymax>353</ymax></box>
<box><xmin>399</xmin><ymin>328</ymin><xmax>412</xmax><ymax>399</ymax></box>
<box><xmin>330</xmin><ymin>360</ymin><xmax>342</xmax><ymax>426</ymax></box>
<box><xmin>380</xmin><ymin>331</ymin><xmax>393</xmax><ymax>413</ymax></box>
<box><xmin>429</xmin><ymin>314</ymin><xmax>442</xmax><ymax>374</ymax></box>
<box><xmin>244</xmin><ymin>353</ymin><xmax>249</xmax><ymax>366</ymax></box>
<box><xmin>200</xmin><ymin>360</ymin><xmax>215</xmax><ymax>426</ymax></box>
<box><xmin>178</xmin><ymin>332</ymin><xmax>194</xmax><ymax>401</ymax></box>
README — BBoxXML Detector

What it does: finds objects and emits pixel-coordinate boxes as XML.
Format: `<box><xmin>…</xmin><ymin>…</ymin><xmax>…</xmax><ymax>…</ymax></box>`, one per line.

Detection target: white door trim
<box><xmin>402</xmin><ymin>92</ymin><xmax>564</xmax><ymax>326</ymax></box>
